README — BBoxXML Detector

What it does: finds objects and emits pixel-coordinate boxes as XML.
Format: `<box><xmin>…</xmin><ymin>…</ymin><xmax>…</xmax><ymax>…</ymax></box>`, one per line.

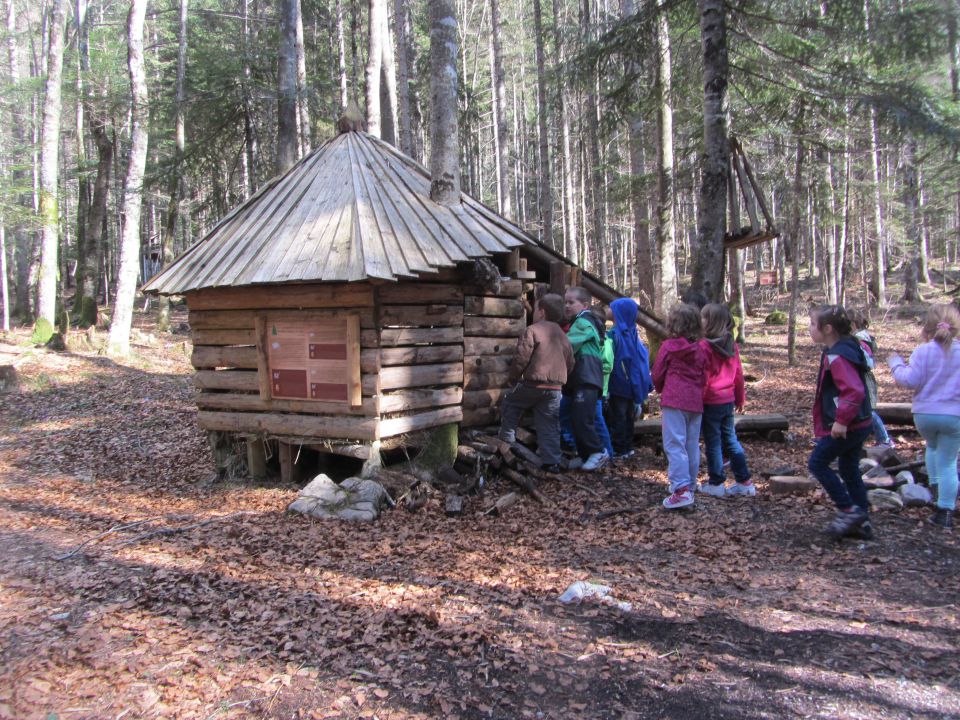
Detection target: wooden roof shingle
<box><xmin>142</xmin><ymin>131</ymin><xmax>532</xmax><ymax>294</ymax></box>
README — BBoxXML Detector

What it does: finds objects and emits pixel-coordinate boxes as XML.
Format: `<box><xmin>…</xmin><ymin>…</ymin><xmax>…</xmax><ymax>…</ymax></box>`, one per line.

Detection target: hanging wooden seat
<box><xmin>724</xmin><ymin>135</ymin><xmax>779</xmax><ymax>251</ymax></box>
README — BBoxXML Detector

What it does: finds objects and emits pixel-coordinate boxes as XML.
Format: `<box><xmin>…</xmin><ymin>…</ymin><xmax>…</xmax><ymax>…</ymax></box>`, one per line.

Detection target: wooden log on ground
<box><xmin>768</xmin><ymin>475</ymin><xmax>818</xmax><ymax>496</ymax></box>
<box><xmin>484</xmin><ymin>492</ymin><xmax>519</xmax><ymax>516</ymax></box>
<box><xmin>502</xmin><ymin>468</ymin><xmax>550</xmax><ymax>505</ymax></box>
<box><xmin>634</xmin><ymin>413</ymin><xmax>788</xmax><ymax>437</ymax></box>
<box><xmin>874</xmin><ymin>403</ymin><xmax>913</xmax><ymax>425</ymax></box>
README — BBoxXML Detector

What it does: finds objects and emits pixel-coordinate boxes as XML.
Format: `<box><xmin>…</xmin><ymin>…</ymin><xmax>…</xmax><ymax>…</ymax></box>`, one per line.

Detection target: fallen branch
<box><xmin>502</xmin><ymin>468</ymin><xmax>551</xmax><ymax>505</ymax></box>
<box><xmin>119</xmin><ymin>511</ymin><xmax>256</xmax><ymax>546</ymax></box>
<box><xmin>53</xmin><ymin>516</ymin><xmax>163</xmax><ymax>560</ymax></box>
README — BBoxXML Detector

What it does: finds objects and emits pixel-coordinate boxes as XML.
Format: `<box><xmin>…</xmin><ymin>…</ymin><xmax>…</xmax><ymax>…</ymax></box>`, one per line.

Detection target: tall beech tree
<box><xmin>106</xmin><ymin>0</ymin><xmax>149</xmax><ymax>356</ymax></box>
<box><xmin>428</xmin><ymin>0</ymin><xmax>460</xmax><ymax>206</ymax></box>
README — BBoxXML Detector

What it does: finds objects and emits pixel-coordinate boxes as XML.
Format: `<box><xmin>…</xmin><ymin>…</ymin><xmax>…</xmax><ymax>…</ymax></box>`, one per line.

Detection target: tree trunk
<box><xmin>106</xmin><ymin>0</ymin><xmax>149</xmax><ymax>356</ymax></box>
<box><xmin>379</xmin><ymin>4</ymin><xmax>397</xmax><ymax>146</ymax></box>
<box><xmin>394</xmin><ymin>0</ymin><xmax>414</xmax><ymax>156</ymax></box>
<box><xmin>35</xmin><ymin>0</ymin><xmax>68</xmax><ymax>334</ymax></box>
<box><xmin>582</xmin><ymin>0</ymin><xmax>605</xmax><ymax>278</ymax></box>
<box><xmin>296</xmin><ymin>0</ymin><xmax>310</xmax><ymax>156</ymax></box>
<box><xmin>428</xmin><ymin>0</ymin><xmax>460</xmax><ymax>206</ymax></box>
<box><xmin>242</xmin><ymin>0</ymin><xmax>258</xmax><ymax>196</ymax></box>
<box><xmin>869</xmin><ymin>108</ymin><xmax>886</xmax><ymax>306</ymax></box>
<box><xmin>489</xmin><ymin>0</ymin><xmax>511</xmax><ymax>218</ymax></box>
<box><xmin>787</xmin><ymin>100</ymin><xmax>804</xmax><ymax>366</ymax></box>
<box><xmin>532</xmin><ymin>0</ymin><xmax>553</xmax><ymax>247</ymax></box>
<box><xmin>276</xmin><ymin>0</ymin><xmax>299</xmax><ymax>174</ymax></box>
<box><xmin>158</xmin><ymin>0</ymin><xmax>187</xmax><ymax>333</ymax></box>
<box><xmin>365</xmin><ymin>0</ymin><xmax>384</xmax><ymax>138</ymax></box>
<box><xmin>653</xmin><ymin>0</ymin><xmax>676</xmax><ymax>314</ymax></box>
<box><xmin>72</xmin><ymin>0</ymin><xmax>90</xmax><ymax>319</ymax></box>
<box><xmin>690</xmin><ymin>0</ymin><xmax>728</xmax><ymax>303</ymax></box>
<box><xmin>336</xmin><ymin>0</ymin><xmax>348</xmax><ymax>112</ymax></box>
<box><xmin>901</xmin><ymin>137</ymin><xmax>921</xmax><ymax>302</ymax></box>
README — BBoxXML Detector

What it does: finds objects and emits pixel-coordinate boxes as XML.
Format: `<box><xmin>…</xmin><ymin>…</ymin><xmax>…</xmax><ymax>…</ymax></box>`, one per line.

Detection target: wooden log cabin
<box><xmin>143</xmin><ymin>128</ymin><xmax>662</xmax><ymax>479</ymax></box>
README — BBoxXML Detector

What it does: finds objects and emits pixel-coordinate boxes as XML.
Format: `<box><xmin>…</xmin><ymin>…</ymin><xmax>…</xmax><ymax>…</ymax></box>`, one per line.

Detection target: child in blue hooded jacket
<box><xmin>606</xmin><ymin>298</ymin><xmax>653</xmax><ymax>459</ymax></box>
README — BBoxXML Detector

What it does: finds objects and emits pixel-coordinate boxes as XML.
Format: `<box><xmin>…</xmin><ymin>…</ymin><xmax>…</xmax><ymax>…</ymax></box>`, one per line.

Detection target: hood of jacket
<box><xmin>705</xmin><ymin>331</ymin><xmax>736</xmax><ymax>358</ymax></box>
<box><xmin>610</xmin><ymin>297</ymin><xmax>638</xmax><ymax>329</ymax></box>
<box><xmin>825</xmin><ymin>336</ymin><xmax>869</xmax><ymax>370</ymax></box>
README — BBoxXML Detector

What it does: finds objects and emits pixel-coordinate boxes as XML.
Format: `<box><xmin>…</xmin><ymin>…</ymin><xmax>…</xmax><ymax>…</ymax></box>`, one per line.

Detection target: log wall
<box><xmin>187</xmin><ymin>284</ymin><xmax>380</xmax><ymax>441</ymax></box>
<box><xmin>460</xmin><ymin>279</ymin><xmax>525</xmax><ymax>428</ymax></box>
<box><xmin>374</xmin><ymin>282</ymin><xmax>466</xmax><ymax>439</ymax></box>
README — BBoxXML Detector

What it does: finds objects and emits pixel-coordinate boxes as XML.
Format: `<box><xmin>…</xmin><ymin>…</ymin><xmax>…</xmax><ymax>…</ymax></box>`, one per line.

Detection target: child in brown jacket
<box><xmin>499</xmin><ymin>294</ymin><xmax>575</xmax><ymax>472</ymax></box>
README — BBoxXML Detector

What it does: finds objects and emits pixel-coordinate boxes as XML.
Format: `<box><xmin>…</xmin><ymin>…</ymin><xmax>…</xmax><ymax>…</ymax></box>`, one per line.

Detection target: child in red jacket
<box><xmin>652</xmin><ymin>303</ymin><xmax>708</xmax><ymax>509</ymax></box>
<box><xmin>699</xmin><ymin>304</ymin><xmax>754</xmax><ymax>498</ymax></box>
<box><xmin>808</xmin><ymin>305</ymin><xmax>874</xmax><ymax>539</ymax></box>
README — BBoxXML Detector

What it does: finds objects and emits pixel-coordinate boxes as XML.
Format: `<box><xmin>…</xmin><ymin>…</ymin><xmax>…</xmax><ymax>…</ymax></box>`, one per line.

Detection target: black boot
<box><xmin>930</xmin><ymin>508</ymin><xmax>953</xmax><ymax>530</ymax></box>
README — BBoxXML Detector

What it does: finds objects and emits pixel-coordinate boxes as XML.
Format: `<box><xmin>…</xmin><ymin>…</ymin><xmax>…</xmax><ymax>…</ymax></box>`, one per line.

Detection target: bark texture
<box><xmin>428</xmin><ymin>0</ymin><xmax>460</xmax><ymax>206</ymax></box>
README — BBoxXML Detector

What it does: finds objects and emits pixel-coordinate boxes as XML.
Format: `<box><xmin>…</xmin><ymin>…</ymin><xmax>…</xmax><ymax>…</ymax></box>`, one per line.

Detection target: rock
<box><xmin>895</xmin><ymin>471</ymin><xmax>914</xmax><ymax>485</ymax></box>
<box><xmin>445</xmin><ymin>495</ymin><xmax>464</xmax><ymax>517</ymax></box>
<box><xmin>768</xmin><ymin>475</ymin><xmax>818</xmax><ymax>496</ymax></box>
<box><xmin>859</xmin><ymin>458</ymin><xmax>879</xmax><ymax>473</ymax></box>
<box><xmin>899</xmin><ymin>483</ymin><xmax>932</xmax><ymax>507</ymax></box>
<box><xmin>868</xmin><ymin>488</ymin><xmax>904</xmax><ymax>511</ymax></box>
<box><xmin>288</xmin><ymin>474</ymin><xmax>389</xmax><ymax>522</ymax></box>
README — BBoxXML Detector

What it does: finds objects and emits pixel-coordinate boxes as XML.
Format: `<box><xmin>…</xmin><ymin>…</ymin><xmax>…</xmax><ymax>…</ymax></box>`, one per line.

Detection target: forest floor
<box><xmin>1</xmin><ymin>283</ymin><xmax>959</xmax><ymax>719</ymax></box>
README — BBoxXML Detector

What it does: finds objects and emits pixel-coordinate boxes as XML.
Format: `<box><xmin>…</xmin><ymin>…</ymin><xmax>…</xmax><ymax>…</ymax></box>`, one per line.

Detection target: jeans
<box><xmin>701</xmin><ymin>402</ymin><xmax>751</xmax><ymax>485</ymax></box>
<box><xmin>499</xmin><ymin>384</ymin><xmax>563</xmax><ymax>465</ymax></box>
<box><xmin>607</xmin><ymin>395</ymin><xmax>636</xmax><ymax>455</ymax></box>
<box><xmin>871</xmin><ymin>411</ymin><xmax>891</xmax><ymax>445</ymax></box>
<box><xmin>662</xmin><ymin>407</ymin><xmax>702</xmax><ymax>492</ymax></box>
<box><xmin>914</xmin><ymin>413</ymin><xmax>960</xmax><ymax>511</ymax></box>
<box><xmin>569</xmin><ymin>386</ymin><xmax>604</xmax><ymax>459</ymax></box>
<box><xmin>808</xmin><ymin>427</ymin><xmax>871</xmax><ymax>512</ymax></box>
<box><xmin>560</xmin><ymin>393</ymin><xmax>612</xmax><ymax>458</ymax></box>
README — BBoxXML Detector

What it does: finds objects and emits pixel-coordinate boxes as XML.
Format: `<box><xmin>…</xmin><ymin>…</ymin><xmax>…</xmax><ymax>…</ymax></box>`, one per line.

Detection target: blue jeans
<box><xmin>871</xmin><ymin>411</ymin><xmax>891</xmax><ymax>445</ymax></box>
<box><xmin>808</xmin><ymin>427</ymin><xmax>871</xmax><ymax>512</ymax></box>
<box><xmin>701</xmin><ymin>402</ymin><xmax>751</xmax><ymax>485</ymax></box>
<box><xmin>914</xmin><ymin>413</ymin><xmax>960</xmax><ymax>511</ymax></box>
<box><xmin>560</xmin><ymin>394</ymin><xmax>613</xmax><ymax>458</ymax></box>
<box><xmin>662</xmin><ymin>408</ymin><xmax>702</xmax><ymax>492</ymax></box>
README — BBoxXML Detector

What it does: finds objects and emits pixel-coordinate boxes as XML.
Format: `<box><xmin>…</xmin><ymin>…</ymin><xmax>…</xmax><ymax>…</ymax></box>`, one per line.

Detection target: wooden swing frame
<box><xmin>724</xmin><ymin>135</ymin><xmax>779</xmax><ymax>251</ymax></box>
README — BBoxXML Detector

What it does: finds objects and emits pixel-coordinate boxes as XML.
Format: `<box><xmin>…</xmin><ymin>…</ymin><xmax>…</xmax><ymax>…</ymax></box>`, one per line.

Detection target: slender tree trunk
<box><xmin>158</xmin><ymin>0</ymin><xmax>187</xmax><ymax>333</ymax></box>
<box><xmin>0</xmin><ymin>223</ymin><xmax>8</xmax><ymax>331</ymax></box>
<box><xmin>394</xmin><ymin>0</ymin><xmax>413</xmax><ymax>155</ymax></box>
<box><xmin>72</xmin><ymin>0</ymin><xmax>90</xmax><ymax>319</ymax></box>
<box><xmin>35</xmin><ymin>0</ymin><xmax>68</xmax><ymax>335</ymax></box>
<box><xmin>106</xmin><ymin>0</ymin><xmax>149</xmax><ymax>356</ymax></box>
<box><xmin>428</xmin><ymin>0</ymin><xmax>460</xmax><ymax>206</ymax></box>
<box><xmin>552</xmin><ymin>0</ymin><xmax>576</xmax><ymax>258</ymax></box>
<box><xmin>787</xmin><ymin>101</ymin><xmax>805</xmax><ymax>366</ymax></box>
<box><xmin>869</xmin><ymin>108</ymin><xmax>886</xmax><ymax>305</ymax></box>
<box><xmin>690</xmin><ymin>0</ymin><xmax>728</xmax><ymax>303</ymax></box>
<box><xmin>901</xmin><ymin>137</ymin><xmax>921</xmax><ymax>302</ymax></box>
<box><xmin>532</xmin><ymin>0</ymin><xmax>552</xmax><ymax>246</ymax></box>
<box><xmin>365</xmin><ymin>0</ymin><xmax>384</xmax><ymax>138</ymax></box>
<box><xmin>276</xmin><ymin>0</ymin><xmax>299</xmax><ymax>174</ymax></box>
<box><xmin>336</xmin><ymin>0</ymin><xmax>348</xmax><ymax>111</ymax></box>
<box><xmin>918</xmin><ymin>167</ymin><xmax>931</xmax><ymax>284</ymax></box>
<box><xmin>489</xmin><ymin>0</ymin><xmax>511</xmax><ymax>218</ymax></box>
<box><xmin>379</xmin><ymin>5</ymin><xmax>397</xmax><ymax>146</ymax></box>
<box><xmin>242</xmin><ymin>0</ymin><xmax>258</xmax><ymax>195</ymax></box>
<box><xmin>653</xmin><ymin>0</ymin><xmax>676</xmax><ymax>314</ymax></box>
<box><xmin>296</xmin><ymin>0</ymin><xmax>310</xmax><ymax>156</ymax></box>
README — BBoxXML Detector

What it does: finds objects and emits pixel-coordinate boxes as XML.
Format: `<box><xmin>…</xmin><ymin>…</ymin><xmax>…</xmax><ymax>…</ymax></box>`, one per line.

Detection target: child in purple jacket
<box><xmin>652</xmin><ymin>304</ymin><xmax>707</xmax><ymax>510</ymax></box>
<box><xmin>889</xmin><ymin>303</ymin><xmax>960</xmax><ymax>530</ymax></box>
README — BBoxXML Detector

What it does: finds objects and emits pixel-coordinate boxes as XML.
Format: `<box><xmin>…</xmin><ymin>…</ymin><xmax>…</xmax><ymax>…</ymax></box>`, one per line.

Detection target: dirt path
<box><xmin>0</xmin><ymin>311</ymin><xmax>957</xmax><ymax>719</ymax></box>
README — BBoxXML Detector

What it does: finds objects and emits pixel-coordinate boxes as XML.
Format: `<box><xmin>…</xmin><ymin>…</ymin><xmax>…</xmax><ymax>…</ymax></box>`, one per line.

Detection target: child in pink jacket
<box><xmin>699</xmin><ymin>304</ymin><xmax>754</xmax><ymax>498</ymax></box>
<box><xmin>652</xmin><ymin>303</ymin><xmax>708</xmax><ymax>510</ymax></box>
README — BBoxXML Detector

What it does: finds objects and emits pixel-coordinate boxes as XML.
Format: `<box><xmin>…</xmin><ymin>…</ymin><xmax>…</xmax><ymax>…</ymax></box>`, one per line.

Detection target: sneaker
<box><xmin>847</xmin><ymin>520</ymin><xmax>875</xmax><ymax>541</ymax></box>
<box><xmin>541</xmin><ymin>463</ymin><xmax>563</xmax><ymax>474</ymax></box>
<box><xmin>701</xmin><ymin>483</ymin><xmax>727</xmax><ymax>498</ymax></box>
<box><xmin>662</xmin><ymin>487</ymin><xmax>695</xmax><ymax>509</ymax></box>
<box><xmin>582</xmin><ymin>450</ymin><xmax>610</xmax><ymax>472</ymax></box>
<box><xmin>930</xmin><ymin>508</ymin><xmax>954</xmax><ymax>530</ymax></box>
<box><xmin>727</xmin><ymin>480</ymin><xmax>757</xmax><ymax>498</ymax></box>
<box><xmin>566</xmin><ymin>457</ymin><xmax>584</xmax><ymax>471</ymax></box>
<box><xmin>825</xmin><ymin>507</ymin><xmax>869</xmax><ymax>538</ymax></box>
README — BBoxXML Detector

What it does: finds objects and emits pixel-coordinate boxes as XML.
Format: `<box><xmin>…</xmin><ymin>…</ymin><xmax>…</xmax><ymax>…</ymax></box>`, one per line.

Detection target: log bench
<box><xmin>634</xmin><ymin>413</ymin><xmax>789</xmax><ymax>441</ymax></box>
<box><xmin>874</xmin><ymin>403</ymin><xmax>913</xmax><ymax>425</ymax></box>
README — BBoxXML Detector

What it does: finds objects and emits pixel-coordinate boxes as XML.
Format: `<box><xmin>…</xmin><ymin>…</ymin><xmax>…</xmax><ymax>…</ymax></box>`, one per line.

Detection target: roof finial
<box><xmin>337</xmin><ymin>99</ymin><xmax>366</xmax><ymax>134</ymax></box>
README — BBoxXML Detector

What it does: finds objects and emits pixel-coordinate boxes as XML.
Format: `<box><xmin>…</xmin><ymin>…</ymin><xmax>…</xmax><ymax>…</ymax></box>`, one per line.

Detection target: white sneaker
<box><xmin>582</xmin><ymin>450</ymin><xmax>610</xmax><ymax>472</ymax></box>
<box><xmin>701</xmin><ymin>483</ymin><xmax>727</xmax><ymax>497</ymax></box>
<box><xmin>727</xmin><ymin>481</ymin><xmax>757</xmax><ymax>497</ymax></box>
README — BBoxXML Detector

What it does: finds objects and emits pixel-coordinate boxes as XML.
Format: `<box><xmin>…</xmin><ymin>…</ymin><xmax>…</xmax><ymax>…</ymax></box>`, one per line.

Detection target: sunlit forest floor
<box><xmin>0</xmin><ymin>272</ymin><xmax>958</xmax><ymax>719</ymax></box>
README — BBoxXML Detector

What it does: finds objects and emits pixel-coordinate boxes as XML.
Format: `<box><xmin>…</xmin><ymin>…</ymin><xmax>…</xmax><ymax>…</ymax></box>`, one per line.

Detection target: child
<box><xmin>499</xmin><ymin>294</ymin><xmax>575</xmax><ymax>473</ymax></box>
<box><xmin>562</xmin><ymin>286</ymin><xmax>609</xmax><ymax>471</ymax></box>
<box><xmin>606</xmin><ymin>298</ymin><xmax>653</xmax><ymax>459</ymax></box>
<box><xmin>807</xmin><ymin>305</ymin><xmax>874</xmax><ymax>539</ymax></box>
<box><xmin>652</xmin><ymin>303</ymin><xmax>707</xmax><ymax>509</ymax></box>
<box><xmin>888</xmin><ymin>303</ymin><xmax>960</xmax><ymax>530</ymax></box>
<box><xmin>699</xmin><ymin>303</ymin><xmax>754</xmax><ymax>497</ymax></box>
<box><xmin>848</xmin><ymin>308</ymin><xmax>894</xmax><ymax>449</ymax></box>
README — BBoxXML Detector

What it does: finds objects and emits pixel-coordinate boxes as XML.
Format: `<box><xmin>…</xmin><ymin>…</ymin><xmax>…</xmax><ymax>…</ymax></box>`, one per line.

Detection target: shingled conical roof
<box><xmin>143</xmin><ymin>131</ymin><xmax>532</xmax><ymax>294</ymax></box>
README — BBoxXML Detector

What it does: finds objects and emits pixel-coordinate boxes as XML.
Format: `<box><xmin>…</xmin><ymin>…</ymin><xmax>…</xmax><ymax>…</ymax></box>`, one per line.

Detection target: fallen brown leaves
<box><xmin>0</xmin><ymin>306</ymin><xmax>958</xmax><ymax>719</ymax></box>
